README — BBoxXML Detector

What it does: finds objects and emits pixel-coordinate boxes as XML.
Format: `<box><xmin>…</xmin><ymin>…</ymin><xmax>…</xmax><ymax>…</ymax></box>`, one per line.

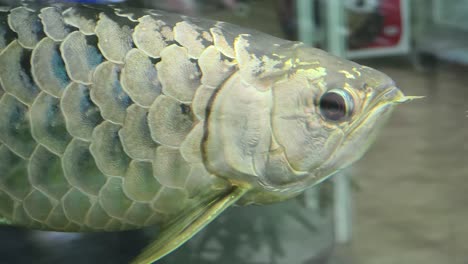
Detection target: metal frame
<box><xmin>295</xmin><ymin>0</ymin><xmax>412</xmax><ymax>245</ymax></box>
<box><xmin>433</xmin><ymin>0</ymin><xmax>468</xmax><ymax>31</ymax></box>
<box><xmin>324</xmin><ymin>0</ymin><xmax>354</xmax><ymax>245</ymax></box>
<box><xmin>414</xmin><ymin>0</ymin><xmax>468</xmax><ymax>65</ymax></box>
<box><xmin>297</xmin><ymin>0</ymin><xmax>352</xmax><ymax>244</ymax></box>
<box><xmin>296</xmin><ymin>0</ymin><xmax>316</xmax><ymax>45</ymax></box>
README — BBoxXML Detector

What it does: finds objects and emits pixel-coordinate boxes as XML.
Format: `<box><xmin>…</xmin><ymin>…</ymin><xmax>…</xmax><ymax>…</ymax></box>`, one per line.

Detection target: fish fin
<box><xmin>0</xmin><ymin>217</ymin><xmax>12</xmax><ymax>225</ymax></box>
<box><xmin>131</xmin><ymin>186</ymin><xmax>248</xmax><ymax>264</ymax></box>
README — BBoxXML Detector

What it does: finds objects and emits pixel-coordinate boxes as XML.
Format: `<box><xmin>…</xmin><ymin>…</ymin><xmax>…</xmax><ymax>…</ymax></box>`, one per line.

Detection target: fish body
<box><xmin>0</xmin><ymin>2</ymin><xmax>237</xmax><ymax>232</ymax></box>
<box><xmin>0</xmin><ymin>2</ymin><xmax>413</xmax><ymax>263</ymax></box>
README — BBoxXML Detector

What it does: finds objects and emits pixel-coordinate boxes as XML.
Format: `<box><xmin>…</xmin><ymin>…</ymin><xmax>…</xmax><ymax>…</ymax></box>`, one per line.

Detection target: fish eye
<box><xmin>318</xmin><ymin>89</ymin><xmax>354</xmax><ymax>122</ymax></box>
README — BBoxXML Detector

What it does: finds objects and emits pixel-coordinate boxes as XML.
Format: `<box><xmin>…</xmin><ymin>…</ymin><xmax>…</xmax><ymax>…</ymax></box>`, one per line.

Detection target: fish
<box><xmin>0</xmin><ymin>2</ymin><xmax>421</xmax><ymax>263</ymax></box>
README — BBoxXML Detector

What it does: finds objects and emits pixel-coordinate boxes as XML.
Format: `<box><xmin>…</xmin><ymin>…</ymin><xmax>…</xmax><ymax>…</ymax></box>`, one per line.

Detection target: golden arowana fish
<box><xmin>0</xmin><ymin>2</ymin><xmax>420</xmax><ymax>263</ymax></box>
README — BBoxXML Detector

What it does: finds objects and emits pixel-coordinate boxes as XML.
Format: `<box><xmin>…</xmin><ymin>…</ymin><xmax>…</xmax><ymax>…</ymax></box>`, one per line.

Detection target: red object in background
<box><xmin>369</xmin><ymin>0</ymin><xmax>403</xmax><ymax>48</ymax></box>
<box><xmin>351</xmin><ymin>0</ymin><xmax>404</xmax><ymax>50</ymax></box>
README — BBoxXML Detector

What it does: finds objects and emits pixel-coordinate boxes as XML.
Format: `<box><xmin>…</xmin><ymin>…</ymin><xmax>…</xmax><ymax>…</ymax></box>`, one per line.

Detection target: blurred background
<box><xmin>0</xmin><ymin>0</ymin><xmax>467</xmax><ymax>263</ymax></box>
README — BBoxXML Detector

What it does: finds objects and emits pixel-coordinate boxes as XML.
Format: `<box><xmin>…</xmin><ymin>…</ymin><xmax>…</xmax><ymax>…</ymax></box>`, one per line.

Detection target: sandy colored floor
<box><xmin>340</xmin><ymin>59</ymin><xmax>468</xmax><ymax>264</ymax></box>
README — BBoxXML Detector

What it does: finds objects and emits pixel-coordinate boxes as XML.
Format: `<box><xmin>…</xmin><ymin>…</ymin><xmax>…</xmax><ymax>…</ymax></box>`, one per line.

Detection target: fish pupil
<box><xmin>319</xmin><ymin>92</ymin><xmax>347</xmax><ymax>121</ymax></box>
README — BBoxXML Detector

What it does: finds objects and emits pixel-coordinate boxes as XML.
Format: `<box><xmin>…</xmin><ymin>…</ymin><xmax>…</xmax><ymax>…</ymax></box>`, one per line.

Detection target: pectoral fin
<box><xmin>0</xmin><ymin>217</ymin><xmax>12</xmax><ymax>225</ymax></box>
<box><xmin>131</xmin><ymin>186</ymin><xmax>248</xmax><ymax>264</ymax></box>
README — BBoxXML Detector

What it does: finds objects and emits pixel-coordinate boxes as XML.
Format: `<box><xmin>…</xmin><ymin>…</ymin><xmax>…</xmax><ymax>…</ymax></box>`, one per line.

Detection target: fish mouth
<box><xmin>367</xmin><ymin>85</ymin><xmax>424</xmax><ymax>108</ymax></box>
<box><xmin>347</xmin><ymin>86</ymin><xmax>403</xmax><ymax>133</ymax></box>
<box><xmin>347</xmin><ymin>85</ymin><xmax>422</xmax><ymax>136</ymax></box>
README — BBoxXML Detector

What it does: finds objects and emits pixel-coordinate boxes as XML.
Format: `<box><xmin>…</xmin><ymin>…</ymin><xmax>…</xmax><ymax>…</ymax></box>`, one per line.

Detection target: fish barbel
<box><xmin>0</xmin><ymin>2</ymin><xmax>418</xmax><ymax>263</ymax></box>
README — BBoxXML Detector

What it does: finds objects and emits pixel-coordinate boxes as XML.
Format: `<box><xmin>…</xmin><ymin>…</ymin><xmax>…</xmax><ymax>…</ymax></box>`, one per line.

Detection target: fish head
<box><xmin>204</xmin><ymin>39</ymin><xmax>419</xmax><ymax>205</ymax></box>
<box><xmin>248</xmin><ymin>46</ymin><xmax>415</xmax><ymax>203</ymax></box>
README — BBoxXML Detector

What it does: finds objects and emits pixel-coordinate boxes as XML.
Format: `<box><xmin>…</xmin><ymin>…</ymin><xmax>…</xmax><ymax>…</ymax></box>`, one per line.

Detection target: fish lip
<box><xmin>369</xmin><ymin>85</ymin><xmax>405</xmax><ymax>109</ymax></box>
<box><xmin>346</xmin><ymin>86</ymin><xmax>401</xmax><ymax>134</ymax></box>
<box><xmin>370</xmin><ymin>83</ymin><xmax>424</xmax><ymax>104</ymax></box>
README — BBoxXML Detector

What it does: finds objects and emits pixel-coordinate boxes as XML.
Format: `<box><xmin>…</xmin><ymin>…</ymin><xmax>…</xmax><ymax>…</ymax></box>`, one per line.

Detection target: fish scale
<box><xmin>0</xmin><ymin>3</ymin><xmax>417</xmax><ymax>263</ymax></box>
<box><xmin>0</xmin><ymin>4</ymin><xmax>232</xmax><ymax>232</ymax></box>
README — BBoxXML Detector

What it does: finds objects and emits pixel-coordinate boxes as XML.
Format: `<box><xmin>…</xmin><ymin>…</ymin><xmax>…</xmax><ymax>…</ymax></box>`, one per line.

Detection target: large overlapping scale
<box><xmin>0</xmin><ymin>4</ymin><xmax>237</xmax><ymax>231</ymax></box>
